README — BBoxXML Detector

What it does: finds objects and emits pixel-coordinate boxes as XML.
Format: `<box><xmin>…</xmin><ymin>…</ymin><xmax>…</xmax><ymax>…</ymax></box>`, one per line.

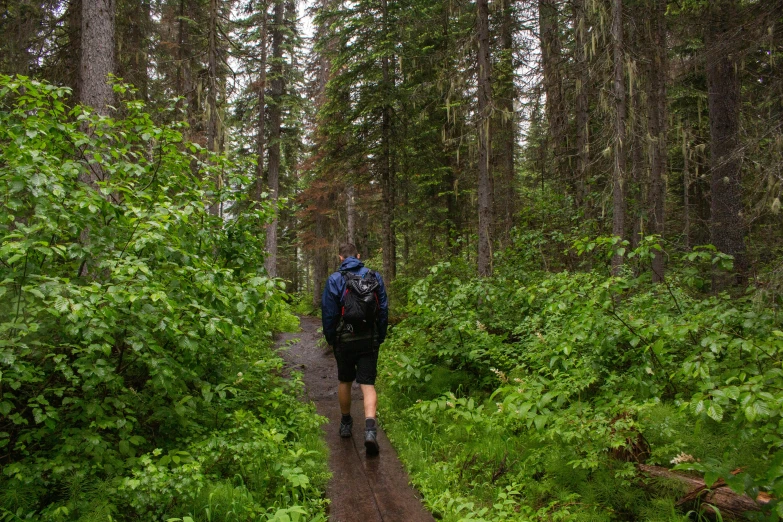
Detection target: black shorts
<box><xmin>334</xmin><ymin>338</ymin><xmax>379</xmax><ymax>385</ymax></box>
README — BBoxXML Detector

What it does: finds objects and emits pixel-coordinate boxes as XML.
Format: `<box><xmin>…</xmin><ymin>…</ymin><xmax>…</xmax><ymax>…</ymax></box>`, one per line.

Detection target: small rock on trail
<box><xmin>278</xmin><ymin>316</ymin><xmax>435</xmax><ymax>522</ymax></box>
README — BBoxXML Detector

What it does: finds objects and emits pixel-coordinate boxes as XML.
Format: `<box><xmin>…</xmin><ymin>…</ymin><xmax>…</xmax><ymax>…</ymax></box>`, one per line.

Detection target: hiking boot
<box><xmin>339</xmin><ymin>416</ymin><xmax>353</xmax><ymax>438</ymax></box>
<box><xmin>364</xmin><ymin>427</ymin><xmax>379</xmax><ymax>455</ymax></box>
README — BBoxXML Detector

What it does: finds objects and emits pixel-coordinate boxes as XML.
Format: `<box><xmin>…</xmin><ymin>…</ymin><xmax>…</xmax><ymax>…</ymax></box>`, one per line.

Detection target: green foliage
<box><xmin>379</xmin><ymin>235</ymin><xmax>783</xmax><ymax>520</ymax></box>
<box><xmin>0</xmin><ymin>76</ymin><xmax>327</xmax><ymax>521</ymax></box>
<box><xmin>286</xmin><ymin>293</ymin><xmax>319</xmax><ymax>318</ymax></box>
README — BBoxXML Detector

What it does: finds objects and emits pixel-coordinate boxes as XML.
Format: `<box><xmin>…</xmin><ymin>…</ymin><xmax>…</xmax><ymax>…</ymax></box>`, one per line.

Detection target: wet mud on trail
<box><xmin>278</xmin><ymin>316</ymin><xmax>435</xmax><ymax>522</ymax></box>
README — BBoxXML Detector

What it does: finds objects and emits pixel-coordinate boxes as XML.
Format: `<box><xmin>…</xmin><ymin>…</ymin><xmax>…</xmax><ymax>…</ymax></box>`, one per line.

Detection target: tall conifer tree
<box><xmin>477</xmin><ymin>0</ymin><xmax>493</xmax><ymax>277</ymax></box>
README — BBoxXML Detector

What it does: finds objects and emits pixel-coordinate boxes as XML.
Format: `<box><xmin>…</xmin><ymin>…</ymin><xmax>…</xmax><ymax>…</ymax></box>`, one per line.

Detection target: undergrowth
<box><xmin>379</xmin><ymin>236</ymin><xmax>783</xmax><ymax>521</ymax></box>
<box><xmin>0</xmin><ymin>77</ymin><xmax>328</xmax><ymax>521</ymax></box>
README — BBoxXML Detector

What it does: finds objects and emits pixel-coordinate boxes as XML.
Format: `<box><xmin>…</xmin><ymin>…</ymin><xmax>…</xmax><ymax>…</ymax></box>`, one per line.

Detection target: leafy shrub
<box><xmin>379</xmin><ymin>237</ymin><xmax>783</xmax><ymax>520</ymax></box>
<box><xmin>0</xmin><ymin>76</ymin><xmax>327</xmax><ymax>521</ymax></box>
<box><xmin>287</xmin><ymin>292</ymin><xmax>319</xmax><ymax>318</ymax></box>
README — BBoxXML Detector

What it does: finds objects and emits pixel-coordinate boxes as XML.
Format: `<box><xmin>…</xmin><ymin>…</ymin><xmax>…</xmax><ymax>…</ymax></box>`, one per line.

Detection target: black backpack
<box><xmin>340</xmin><ymin>270</ymin><xmax>380</xmax><ymax>331</ymax></box>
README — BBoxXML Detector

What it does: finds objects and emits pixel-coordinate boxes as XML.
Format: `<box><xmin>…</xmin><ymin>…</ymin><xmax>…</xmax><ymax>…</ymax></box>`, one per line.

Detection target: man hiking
<box><xmin>321</xmin><ymin>243</ymin><xmax>389</xmax><ymax>455</ymax></box>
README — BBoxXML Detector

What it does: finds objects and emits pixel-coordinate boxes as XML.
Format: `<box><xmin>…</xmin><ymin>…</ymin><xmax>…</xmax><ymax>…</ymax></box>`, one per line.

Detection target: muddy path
<box><xmin>278</xmin><ymin>316</ymin><xmax>435</xmax><ymax>522</ymax></box>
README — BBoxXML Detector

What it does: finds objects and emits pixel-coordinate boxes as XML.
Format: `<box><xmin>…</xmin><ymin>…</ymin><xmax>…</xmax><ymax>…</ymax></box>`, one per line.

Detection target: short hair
<box><xmin>339</xmin><ymin>243</ymin><xmax>358</xmax><ymax>258</ymax></box>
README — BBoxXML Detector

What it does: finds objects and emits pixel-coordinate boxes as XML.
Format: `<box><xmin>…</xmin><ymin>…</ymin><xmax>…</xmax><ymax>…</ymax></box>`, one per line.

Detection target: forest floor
<box><xmin>278</xmin><ymin>316</ymin><xmax>435</xmax><ymax>522</ymax></box>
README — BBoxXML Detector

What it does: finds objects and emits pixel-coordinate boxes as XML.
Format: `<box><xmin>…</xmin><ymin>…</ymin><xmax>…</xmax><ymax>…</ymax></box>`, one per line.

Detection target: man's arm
<box><xmin>321</xmin><ymin>274</ymin><xmax>341</xmax><ymax>346</ymax></box>
<box><xmin>375</xmin><ymin>272</ymin><xmax>389</xmax><ymax>344</ymax></box>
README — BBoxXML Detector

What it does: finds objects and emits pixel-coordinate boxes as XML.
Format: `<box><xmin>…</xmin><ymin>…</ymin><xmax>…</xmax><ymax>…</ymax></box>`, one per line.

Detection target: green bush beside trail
<box><xmin>0</xmin><ymin>77</ymin><xmax>328</xmax><ymax>521</ymax></box>
<box><xmin>379</xmin><ymin>239</ymin><xmax>783</xmax><ymax>521</ymax></box>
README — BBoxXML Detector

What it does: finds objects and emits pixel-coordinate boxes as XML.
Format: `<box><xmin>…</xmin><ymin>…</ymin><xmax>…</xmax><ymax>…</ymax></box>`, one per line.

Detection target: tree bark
<box><xmin>647</xmin><ymin>0</ymin><xmax>667</xmax><ymax>282</ymax></box>
<box><xmin>207</xmin><ymin>0</ymin><xmax>218</xmax><ymax>155</ymax></box>
<box><xmin>390</xmin><ymin>132</ymin><xmax>398</xmax><ymax>276</ymax></box>
<box><xmin>80</xmin><ymin>0</ymin><xmax>114</xmax><ymax>114</ymax></box>
<box><xmin>78</xmin><ymin>0</ymin><xmax>114</xmax><ymax>277</ymax></box>
<box><xmin>116</xmin><ymin>0</ymin><xmax>150</xmax><ymax>101</ymax></box>
<box><xmin>493</xmin><ymin>0</ymin><xmax>516</xmax><ymax>240</ymax></box>
<box><xmin>477</xmin><ymin>0</ymin><xmax>493</xmax><ymax>277</ymax></box>
<box><xmin>206</xmin><ymin>0</ymin><xmax>222</xmax><ymax>217</ymax></box>
<box><xmin>447</xmin><ymin>158</ymin><xmax>461</xmax><ymax>254</ymax></box>
<box><xmin>402</xmin><ymin>181</ymin><xmax>410</xmax><ymax>266</ymax></box>
<box><xmin>439</xmin><ymin>3</ymin><xmax>461</xmax><ymax>253</ymax></box>
<box><xmin>539</xmin><ymin>0</ymin><xmax>567</xmax><ymax>187</ymax></box>
<box><xmin>346</xmin><ymin>183</ymin><xmax>356</xmax><ymax>244</ymax></box>
<box><xmin>381</xmin><ymin>0</ymin><xmax>396</xmax><ymax>281</ymax></box>
<box><xmin>173</xmin><ymin>0</ymin><xmax>195</xmax><ymax>143</ymax></box>
<box><xmin>574</xmin><ymin>0</ymin><xmax>590</xmax><ymax>209</ymax></box>
<box><xmin>630</xmin><ymin>84</ymin><xmax>645</xmax><ymax>251</ymax></box>
<box><xmin>175</xmin><ymin>0</ymin><xmax>186</xmax><ymax>97</ymax></box>
<box><xmin>683</xmin><ymin>124</ymin><xmax>691</xmax><ymax>249</ymax></box>
<box><xmin>265</xmin><ymin>0</ymin><xmax>285</xmax><ymax>278</ymax></box>
<box><xmin>310</xmin><ymin>0</ymin><xmax>336</xmax><ymax>307</ymax></box>
<box><xmin>611</xmin><ymin>0</ymin><xmax>627</xmax><ymax>274</ymax></box>
<box><xmin>312</xmin><ymin>210</ymin><xmax>330</xmax><ymax>309</ymax></box>
<box><xmin>639</xmin><ymin>465</ymin><xmax>771</xmax><ymax>519</ymax></box>
<box><xmin>253</xmin><ymin>3</ymin><xmax>268</xmax><ymax>204</ymax></box>
<box><xmin>65</xmin><ymin>0</ymin><xmax>83</xmax><ymax>101</ymax></box>
<box><xmin>1</xmin><ymin>0</ymin><xmax>47</xmax><ymax>75</ymax></box>
<box><xmin>79</xmin><ymin>0</ymin><xmax>115</xmax><ymax>177</ymax></box>
<box><xmin>706</xmin><ymin>0</ymin><xmax>747</xmax><ymax>288</ymax></box>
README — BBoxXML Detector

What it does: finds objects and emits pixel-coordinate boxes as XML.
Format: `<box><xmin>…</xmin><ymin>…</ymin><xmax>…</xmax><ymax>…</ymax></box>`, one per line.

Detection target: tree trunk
<box><xmin>79</xmin><ymin>0</ymin><xmax>115</xmax><ymax>173</ymax></box>
<box><xmin>65</xmin><ymin>0</ymin><xmax>83</xmax><ymax>100</ymax></box>
<box><xmin>539</xmin><ymin>0</ymin><xmax>567</xmax><ymax>187</ymax></box>
<box><xmin>390</xmin><ymin>138</ymin><xmax>398</xmax><ymax>276</ymax></box>
<box><xmin>683</xmin><ymin>124</ymin><xmax>691</xmax><ymax>249</ymax></box>
<box><xmin>1</xmin><ymin>0</ymin><xmax>39</xmax><ymax>75</ymax></box>
<box><xmin>78</xmin><ymin>0</ymin><xmax>114</xmax><ymax>277</ymax></box>
<box><xmin>310</xmin><ymin>0</ymin><xmax>336</xmax><ymax>306</ymax></box>
<box><xmin>448</xmin><ymin>160</ymin><xmax>461</xmax><ymax>254</ymax></box>
<box><xmin>177</xmin><ymin>0</ymin><xmax>198</xmax><ymax>142</ymax></box>
<box><xmin>312</xmin><ymin>210</ymin><xmax>330</xmax><ymax>309</ymax></box>
<box><xmin>402</xmin><ymin>180</ymin><xmax>410</xmax><ymax>266</ymax></box>
<box><xmin>207</xmin><ymin>0</ymin><xmax>218</xmax><ymax>154</ymax></box>
<box><xmin>346</xmin><ymin>183</ymin><xmax>356</xmax><ymax>244</ymax></box>
<box><xmin>175</xmin><ymin>0</ymin><xmax>186</xmax><ymax>96</ymax></box>
<box><xmin>477</xmin><ymin>0</ymin><xmax>493</xmax><ymax>277</ymax></box>
<box><xmin>292</xmin><ymin>244</ymin><xmax>299</xmax><ymax>292</ymax></box>
<box><xmin>381</xmin><ymin>0</ymin><xmax>396</xmax><ymax>281</ymax></box>
<box><xmin>253</xmin><ymin>3</ymin><xmax>268</xmax><ymax>204</ymax></box>
<box><xmin>173</xmin><ymin>0</ymin><xmax>195</xmax><ymax>143</ymax></box>
<box><xmin>441</xmin><ymin>3</ymin><xmax>462</xmax><ymax>254</ymax></box>
<box><xmin>493</xmin><ymin>0</ymin><xmax>516</xmax><ymax>240</ymax></box>
<box><xmin>647</xmin><ymin>0</ymin><xmax>667</xmax><ymax>282</ymax></box>
<box><xmin>80</xmin><ymin>0</ymin><xmax>114</xmax><ymax>114</ymax></box>
<box><xmin>265</xmin><ymin>0</ymin><xmax>285</xmax><ymax>278</ymax></box>
<box><xmin>639</xmin><ymin>465</ymin><xmax>771</xmax><ymax>519</ymax></box>
<box><xmin>116</xmin><ymin>0</ymin><xmax>150</xmax><ymax>101</ymax></box>
<box><xmin>611</xmin><ymin>0</ymin><xmax>627</xmax><ymax>274</ymax></box>
<box><xmin>630</xmin><ymin>85</ymin><xmax>645</xmax><ymax>251</ymax></box>
<box><xmin>706</xmin><ymin>0</ymin><xmax>747</xmax><ymax>288</ymax></box>
<box><xmin>574</xmin><ymin>0</ymin><xmax>590</xmax><ymax>209</ymax></box>
<box><xmin>206</xmin><ymin>0</ymin><xmax>222</xmax><ymax>217</ymax></box>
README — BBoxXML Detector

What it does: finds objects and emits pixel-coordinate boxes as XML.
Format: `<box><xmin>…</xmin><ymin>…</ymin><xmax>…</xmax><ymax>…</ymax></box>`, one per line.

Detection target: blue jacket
<box><xmin>321</xmin><ymin>257</ymin><xmax>388</xmax><ymax>346</ymax></box>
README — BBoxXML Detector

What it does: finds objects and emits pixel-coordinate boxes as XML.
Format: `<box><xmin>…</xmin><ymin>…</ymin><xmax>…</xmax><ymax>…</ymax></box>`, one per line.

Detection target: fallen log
<box><xmin>639</xmin><ymin>464</ymin><xmax>772</xmax><ymax>520</ymax></box>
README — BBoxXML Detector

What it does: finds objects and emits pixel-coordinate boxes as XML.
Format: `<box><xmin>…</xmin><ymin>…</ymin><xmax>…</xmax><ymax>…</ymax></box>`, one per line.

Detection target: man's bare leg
<box><xmin>361</xmin><ymin>384</ymin><xmax>379</xmax><ymax>454</ymax></box>
<box><xmin>338</xmin><ymin>381</ymin><xmax>352</xmax><ymax>415</ymax></box>
<box><xmin>360</xmin><ymin>384</ymin><xmax>377</xmax><ymax>419</ymax></box>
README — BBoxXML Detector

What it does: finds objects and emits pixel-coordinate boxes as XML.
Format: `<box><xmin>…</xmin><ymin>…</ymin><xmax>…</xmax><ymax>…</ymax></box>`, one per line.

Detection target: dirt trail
<box><xmin>278</xmin><ymin>316</ymin><xmax>435</xmax><ymax>522</ymax></box>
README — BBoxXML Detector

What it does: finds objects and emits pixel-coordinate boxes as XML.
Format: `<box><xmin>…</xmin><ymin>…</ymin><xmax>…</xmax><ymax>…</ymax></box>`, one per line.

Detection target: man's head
<box><xmin>338</xmin><ymin>243</ymin><xmax>359</xmax><ymax>261</ymax></box>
